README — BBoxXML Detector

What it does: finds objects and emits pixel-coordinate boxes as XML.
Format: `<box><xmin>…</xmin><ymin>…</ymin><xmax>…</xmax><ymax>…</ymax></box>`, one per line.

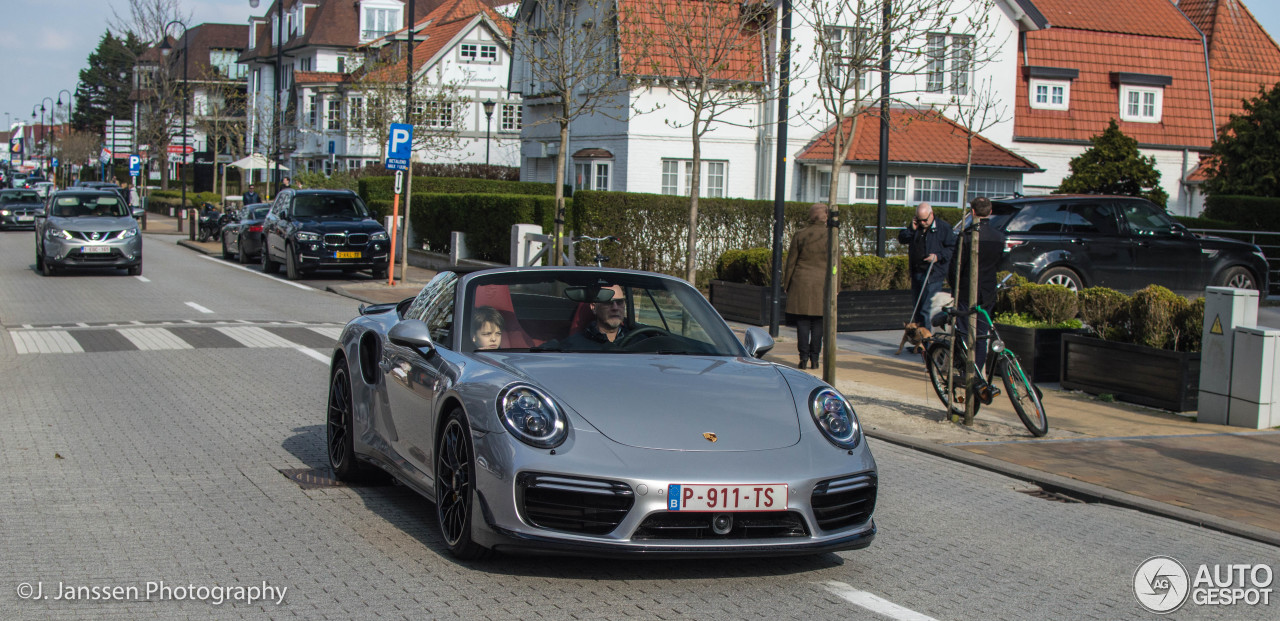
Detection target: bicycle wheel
<box><xmin>925</xmin><ymin>340</ymin><xmax>979</xmax><ymax>418</ymax></box>
<box><xmin>998</xmin><ymin>355</ymin><xmax>1048</xmax><ymax>436</ymax></box>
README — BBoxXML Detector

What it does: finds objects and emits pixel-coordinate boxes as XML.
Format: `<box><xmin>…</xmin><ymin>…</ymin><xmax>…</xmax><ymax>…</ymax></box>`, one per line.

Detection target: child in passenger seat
<box><xmin>471</xmin><ymin>306</ymin><xmax>505</xmax><ymax>350</ymax></box>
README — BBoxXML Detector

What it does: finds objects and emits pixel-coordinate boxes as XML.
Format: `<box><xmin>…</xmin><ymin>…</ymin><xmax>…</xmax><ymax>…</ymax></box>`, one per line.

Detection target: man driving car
<box><xmin>562</xmin><ymin>284</ymin><xmax>630</xmax><ymax>349</ymax></box>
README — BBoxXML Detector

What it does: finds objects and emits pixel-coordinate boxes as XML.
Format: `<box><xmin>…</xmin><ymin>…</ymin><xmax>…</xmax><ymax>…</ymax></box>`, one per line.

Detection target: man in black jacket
<box><xmin>897</xmin><ymin>202</ymin><xmax>955</xmax><ymax>326</ymax></box>
<box><xmin>955</xmin><ymin>196</ymin><xmax>1006</xmax><ymax>375</ymax></box>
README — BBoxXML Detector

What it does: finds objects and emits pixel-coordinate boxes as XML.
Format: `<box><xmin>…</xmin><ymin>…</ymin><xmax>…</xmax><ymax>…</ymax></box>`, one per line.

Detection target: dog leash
<box><xmin>908</xmin><ymin>261</ymin><xmax>934</xmax><ymax>322</ymax></box>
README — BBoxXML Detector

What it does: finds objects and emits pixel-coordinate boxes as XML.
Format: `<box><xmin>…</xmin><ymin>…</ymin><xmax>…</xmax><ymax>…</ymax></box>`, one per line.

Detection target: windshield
<box><xmin>51</xmin><ymin>194</ymin><xmax>128</xmax><ymax>218</ymax></box>
<box><xmin>1</xmin><ymin>191</ymin><xmax>39</xmax><ymax>204</ymax></box>
<box><xmin>291</xmin><ymin>194</ymin><xmax>369</xmax><ymax>219</ymax></box>
<box><xmin>249</xmin><ymin>206</ymin><xmax>270</xmax><ymax>219</ymax></box>
<box><xmin>461</xmin><ymin>271</ymin><xmax>743</xmax><ymax>355</ymax></box>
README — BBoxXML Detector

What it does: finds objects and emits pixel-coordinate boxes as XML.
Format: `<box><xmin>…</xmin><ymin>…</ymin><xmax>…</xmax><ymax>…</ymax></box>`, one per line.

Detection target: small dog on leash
<box><xmin>895</xmin><ymin>292</ymin><xmax>955</xmax><ymax>355</ymax></box>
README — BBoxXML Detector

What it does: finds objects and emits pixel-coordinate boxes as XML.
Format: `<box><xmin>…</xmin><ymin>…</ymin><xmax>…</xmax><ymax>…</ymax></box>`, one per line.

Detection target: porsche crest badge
<box><xmin>702</xmin><ymin>432</ymin><xmax>717</xmax><ymax>443</ymax></box>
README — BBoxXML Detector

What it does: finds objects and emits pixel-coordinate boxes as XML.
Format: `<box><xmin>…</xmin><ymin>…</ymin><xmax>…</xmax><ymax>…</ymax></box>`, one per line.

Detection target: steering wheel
<box><xmin>615</xmin><ymin>325</ymin><xmax>669</xmax><ymax>348</ymax></box>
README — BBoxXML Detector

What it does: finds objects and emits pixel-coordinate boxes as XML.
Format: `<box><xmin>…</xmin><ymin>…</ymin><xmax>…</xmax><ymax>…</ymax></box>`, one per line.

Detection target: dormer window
<box><xmin>1111</xmin><ymin>72</ymin><xmax>1171</xmax><ymax>124</ymax></box>
<box><xmin>360</xmin><ymin>0</ymin><xmax>404</xmax><ymax>43</ymax></box>
<box><xmin>1026</xmin><ymin>66</ymin><xmax>1077</xmax><ymax>112</ymax></box>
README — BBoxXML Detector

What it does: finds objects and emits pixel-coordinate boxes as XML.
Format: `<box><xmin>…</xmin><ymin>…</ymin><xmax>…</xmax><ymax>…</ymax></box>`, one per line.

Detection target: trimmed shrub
<box><xmin>1128</xmin><ymin>285</ymin><xmax>1189</xmax><ymax>350</ymax></box>
<box><xmin>841</xmin><ymin>255</ymin><xmax>896</xmax><ymax>291</ymax></box>
<box><xmin>367</xmin><ymin>199</ymin><xmax>392</xmax><ymax>223</ymax></box>
<box><xmin>1025</xmin><ymin>284</ymin><xmax>1079</xmax><ymax>324</ymax></box>
<box><xmin>359</xmin><ymin>176</ymin><xmax>562</xmax><ymax>203</ymax></box>
<box><xmin>713</xmin><ymin>250</ymin><xmax>907</xmax><ymax>290</ymax></box>
<box><xmin>1177</xmin><ymin>297</ymin><xmax>1206</xmax><ymax>353</ymax></box>
<box><xmin>1203</xmin><ymin>195</ymin><xmax>1280</xmax><ymax>230</ymax></box>
<box><xmin>409</xmin><ymin>193</ymin><xmax>569</xmax><ymax>263</ymax></box>
<box><xmin>1079</xmin><ymin>287</ymin><xmax>1130</xmax><ymax>339</ymax></box>
<box><xmin>714</xmin><ymin>248</ymin><xmax>774</xmax><ymax>286</ymax></box>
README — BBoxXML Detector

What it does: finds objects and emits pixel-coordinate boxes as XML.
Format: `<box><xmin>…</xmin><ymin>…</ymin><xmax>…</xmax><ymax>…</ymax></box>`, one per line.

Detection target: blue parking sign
<box><xmin>128</xmin><ymin>154</ymin><xmax>141</xmax><ymax>177</ymax></box>
<box><xmin>385</xmin><ymin>123</ymin><xmax>413</xmax><ymax>171</ymax></box>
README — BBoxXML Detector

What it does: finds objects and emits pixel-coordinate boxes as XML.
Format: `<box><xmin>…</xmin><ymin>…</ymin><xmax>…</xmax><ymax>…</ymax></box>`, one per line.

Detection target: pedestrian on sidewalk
<box><xmin>783</xmin><ymin>203</ymin><xmax>829</xmax><ymax>370</ymax></box>
<box><xmin>242</xmin><ymin>186</ymin><xmax>261</xmax><ymax>205</ymax></box>
<box><xmin>897</xmin><ymin>201</ymin><xmax>955</xmax><ymax>326</ymax></box>
<box><xmin>953</xmin><ymin>196</ymin><xmax>1006</xmax><ymax>374</ymax></box>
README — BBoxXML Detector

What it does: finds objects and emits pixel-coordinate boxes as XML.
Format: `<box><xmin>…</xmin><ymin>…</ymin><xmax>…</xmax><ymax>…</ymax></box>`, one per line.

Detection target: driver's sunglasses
<box><xmin>914</xmin><ymin>217</ymin><xmax>932</xmax><ymax>224</ymax></box>
<box><xmin>602</xmin><ymin>299</ymin><xmax>626</xmax><ymax>306</ymax></box>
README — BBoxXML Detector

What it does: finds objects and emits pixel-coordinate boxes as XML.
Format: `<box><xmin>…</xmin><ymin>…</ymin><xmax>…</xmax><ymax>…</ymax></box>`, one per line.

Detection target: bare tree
<box><xmin>191</xmin><ymin>64</ymin><xmax>248</xmax><ymax>197</ymax></box>
<box><xmin>347</xmin><ymin>62</ymin><xmax>473</xmax><ymax>160</ymax></box>
<box><xmin>109</xmin><ymin>0</ymin><xmax>191</xmax><ymax>44</ymax></box>
<box><xmin>798</xmin><ymin>0</ymin><xmax>993</xmax><ymax>383</ymax></box>
<box><xmin>620</xmin><ymin>0</ymin><xmax>772</xmax><ymax>286</ymax></box>
<box><xmin>509</xmin><ymin>0</ymin><xmax>640</xmax><ymax>265</ymax></box>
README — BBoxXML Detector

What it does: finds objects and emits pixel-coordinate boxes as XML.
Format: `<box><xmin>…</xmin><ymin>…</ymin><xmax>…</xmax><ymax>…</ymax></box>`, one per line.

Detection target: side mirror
<box><xmin>388</xmin><ymin>319</ymin><xmax>435</xmax><ymax>355</ymax></box>
<box><xmin>132</xmin><ymin>208</ymin><xmax>145</xmax><ymax>218</ymax></box>
<box><xmin>742</xmin><ymin>326</ymin><xmax>775</xmax><ymax>359</ymax></box>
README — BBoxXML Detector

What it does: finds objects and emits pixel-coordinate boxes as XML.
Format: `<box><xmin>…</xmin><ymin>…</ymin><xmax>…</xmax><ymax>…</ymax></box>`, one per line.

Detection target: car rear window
<box><xmin>2</xmin><ymin>191</ymin><xmax>39</xmax><ymax>203</ymax></box>
<box><xmin>997</xmin><ymin>202</ymin><xmax>1068</xmax><ymax>234</ymax></box>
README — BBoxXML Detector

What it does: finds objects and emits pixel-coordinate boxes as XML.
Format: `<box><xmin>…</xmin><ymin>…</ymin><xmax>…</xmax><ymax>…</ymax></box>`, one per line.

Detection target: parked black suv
<box><xmin>990</xmin><ymin>195</ymin><xmax>1268</xmax><ymax>295</ymax></box>
<box><xmin>260</xmin><ymin>189</ymin><xmax>390</xmax><ymax>280</ymax></box>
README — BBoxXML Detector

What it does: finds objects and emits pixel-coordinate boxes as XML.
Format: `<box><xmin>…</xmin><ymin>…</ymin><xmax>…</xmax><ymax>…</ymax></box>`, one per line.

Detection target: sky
<box><xmin>2</xmin><ymin>0</ymin><xmax>1280</xmax><ymax>134</ymax></box>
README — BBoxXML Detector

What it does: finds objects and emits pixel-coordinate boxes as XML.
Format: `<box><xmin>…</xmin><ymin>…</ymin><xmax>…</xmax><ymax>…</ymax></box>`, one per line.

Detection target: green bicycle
<box><xmin>923</xmin><ymin>306</ymin><xmax>1049</xmax><ymax>437</ymax></box>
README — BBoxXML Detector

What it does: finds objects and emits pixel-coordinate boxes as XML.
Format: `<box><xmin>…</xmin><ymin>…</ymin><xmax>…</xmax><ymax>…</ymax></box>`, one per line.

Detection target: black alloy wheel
<box><xmin>285</xmin><ymin>244</ymin><xmax>300</xmax><ymax>280</ymax></box>
<box><xmin>1037</xmin><ymin>267</ymin><xmax>1082</xmax><ymax>292</ymax></box>
<box><xmin>261</xmin><ymin>242</ymin><xmax>280</xmax><ymax>274</ymax></box>
<box><xmin>1215</xmin><ymin>266</ymin><xmax>1257</xmax><ymax>291</ymax></box>
<box><xmin>238</xmin><ymin>235</ymin><xmax>254</xmax><ymax>265</ymax></box>
<box><xmin>435</xmin><ymin>409</ymin><xmax>489</xmax><ymax>560</ymax></box>
<box><xmin>327</xmin><ymin>362</ymin><xmax>365</xmax><ymax>481</ymax></box>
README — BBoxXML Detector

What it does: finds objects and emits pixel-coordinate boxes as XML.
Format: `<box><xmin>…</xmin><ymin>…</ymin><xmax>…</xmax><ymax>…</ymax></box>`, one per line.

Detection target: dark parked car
<box><xmin>221</xmin><ymin>203</ymin><xmax>270</xmax><ymax>264</ymax></box>
<box><xmin>991</xmin><ymin>195</ymin><xmax>1268</xmax><ymax>295</ymax></box>
<box><xmin>260</xmin><ymin>189</ymin><xmax>390</xmax><ymax>280</ymax></box>
<box><xmin>0</xmin><ymin>189</ymin><xmax>43</xmax><ymax>229</ymax></box>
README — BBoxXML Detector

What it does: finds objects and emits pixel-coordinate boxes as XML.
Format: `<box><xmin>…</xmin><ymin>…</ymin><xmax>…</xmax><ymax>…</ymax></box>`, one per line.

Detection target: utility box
<box><xmin>1198</xmin><ymin>286</ymin><xmax>1259</xmax><ymax>424</ymax></box>
<box><xmin>1228</xmin><ymin>326</ymin><xmax>1280</xmax><ymax>429</ymax></box>
<box><xmin>510</xmin><ymin>224</ymin><xmax>544</xmax><ymax>267</ymax></box>
<box><xmin>449</xmin><ymin>231</ymin><xmax>469</xmax><ymax>264</ymax></box>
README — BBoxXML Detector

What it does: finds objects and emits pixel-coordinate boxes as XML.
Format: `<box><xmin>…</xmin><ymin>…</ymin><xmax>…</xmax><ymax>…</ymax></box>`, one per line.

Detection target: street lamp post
<box><xmin>57</xmin><ymin>89</ymin><xmax>73</xmax><ymax>186</ymax></box>
<box><xmin>482</xmin><ymin>99</ymin><xmax>495</xmax><ymax>167</ymax></box>
<box><xmin>40</xmin><ymin>97</ymin><xmax>54</xmax><ymax>174</ymax></box>
<box><xmin>30</xmin><ymin>105</ymin><xmax>39</xmax><ymax>170</ymax></box>
<box><xmin>159</xmin><ymin>21</ymin><xmax>189</xmax><ymax>211</ymax></box>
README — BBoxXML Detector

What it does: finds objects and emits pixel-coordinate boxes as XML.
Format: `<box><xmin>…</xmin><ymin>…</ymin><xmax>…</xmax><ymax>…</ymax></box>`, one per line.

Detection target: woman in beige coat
<box><xmin>783</xmin><ymin>204</ymin><xmax>829</xmax><ymax>369</ymax></box>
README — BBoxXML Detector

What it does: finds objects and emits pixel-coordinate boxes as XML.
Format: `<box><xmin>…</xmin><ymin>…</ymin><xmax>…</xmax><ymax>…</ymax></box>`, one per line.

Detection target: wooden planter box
<box><xmin>708</xmin><ymin>281</ymin><xmax>914</xmax><ymax>331</ymax></box>
<box><xmin>1060</xmin><ymin>334</ymin><xmax>1201</xmax><ymax>412</ymax></box>
<box><xmin>994</xmin><ymin>324</ymin><xmax>1090</xmax><ymax>384</ymax></box>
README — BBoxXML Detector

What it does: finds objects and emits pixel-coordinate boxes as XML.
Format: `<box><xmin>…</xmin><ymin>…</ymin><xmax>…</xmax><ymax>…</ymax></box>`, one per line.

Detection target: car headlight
<box><xmin>116</xmin><ymin>228</ymin><xmax>138</xmax><ymax>239</ymax></box>
<box><xmin>370</xmin><ymin>231</ymin><xmax>389</xmax><ymax>241</ymax></box>
<box><xmin>809</xmin><ymin>388</ymin><xmax>861</xmax><ymax>449</ymax></box>
<box><xmin>0</xmin><ymin>209</ymin><xmax>9</xmax><ymax>216</ymax></box>
<box><xmin>497</xmin><ymin>384</ymin><xmax>567</xmax><ymax>449</ymax></box>
<box><xmin>46</xmin><ymin>228</ymin><xmax>72</xmax><ymax>240</ymax></box>
<box><xmin>295</xmin><ymin>231</ymin><xmax>321</xmax><ymax>242</ymax></box>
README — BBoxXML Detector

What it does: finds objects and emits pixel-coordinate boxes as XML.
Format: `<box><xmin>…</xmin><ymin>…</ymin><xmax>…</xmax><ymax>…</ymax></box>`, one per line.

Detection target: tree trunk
<box><xmin>822</xmin><ymin>113</ymin><xmax>854</xmax><ymax>385</ymax></box>
<box><xmin>687</xmin><ymin>122</ymin><xmax>701</xmax><ymax>285</ymax></box>
<box><xmin>963</xmin><ymin>222</ymin><xmax>979</xmax><ymax>426</ymax></box>
<box><xmin>552</xmin><ymin>120</ymin><xmax>569</xmax><ymax>266</ymax></box>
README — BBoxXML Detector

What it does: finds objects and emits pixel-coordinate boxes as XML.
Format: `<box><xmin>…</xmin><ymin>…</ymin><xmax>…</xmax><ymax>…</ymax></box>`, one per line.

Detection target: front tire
<box><xmin>327</xmin><ymin>361</ymin><xmax>367</xmax><ymax>481</ymax></box>
<box><xmin>285</xmin><ymin>245</ymin><xmax>300</xmax><ymax>280</ymax></box>
<box><xmin>1037</xmin><ymin>267</ymin><xmax>1082</xmax><ymax>292</ymax></box>
<box><xmin>999</xmin><ymin>357</ymin><xmax>1049</xmax><ymax>436</ymax></box>
<box><xmin>925</xmin><ymin>340</ymin><xmax>979</xmax><ymax>419</ymax></box>
<box><xmin>41</xmin><ymin>251</ymin><xmax>57</xmax><ymax>277</ymax></box>
<box><xmin>1215</xmin><ymin>266</ymin><xmax>1257</xmax><ymax>292</ymax></box>
<box><xmin>198</xmin><ymin>227</ymin><xmax>210</xmax><ymax>242</ymax></box>
<box><xmin>371</xmin><ymin>264</ymin><xmax>388</xmax><ymax>280</ymax></box>
<box><xmin>435</xmin><ymin>409</ymin><xmax>490</xmax><ymax>560</ymax></box>
<box><xmin>222</xmin><ymin>237</ymin><xmax>233</xmax><ymax>260</ymax></box>
<box><xmin>238</xmin><ymin>235</ymin><xmax>254</xmax><ymax>265</ymax></box>
<box><xmin>127</xmin><ymin>262</ymin><xmax>142</xmax><ymax>277</ymax></box>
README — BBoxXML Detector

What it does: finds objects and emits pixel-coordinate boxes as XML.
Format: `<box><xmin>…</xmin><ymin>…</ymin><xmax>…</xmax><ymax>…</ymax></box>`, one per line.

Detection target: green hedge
<box><xmin>358</xmin><ymin>176</ymin><xmax>563</xmax><ymax>203</ymax></box>
<box><xmin>571</xmin><ymin>190</ymin><xmax>960</xmax><ymax>281</ymax></box>
<box><xmin>1203</xmin><ymin>195</ymin><xmax>1280</xmax><ymax>229</ymax></box>
<box><xmin>714</xmin><ymin>248</ymin><xmax>910</xmax><ymax>290</ymax></box>
<box><xmin>409</xmin><ymin>193</ymin><xmax>572</xmax><ymax>262</ymax></box>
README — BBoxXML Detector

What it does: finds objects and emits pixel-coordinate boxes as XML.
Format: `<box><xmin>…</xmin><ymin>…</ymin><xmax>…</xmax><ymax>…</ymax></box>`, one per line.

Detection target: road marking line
<box><xmin>76</xmin><ymin>322</ymin><xmax>89</xmax><ymax>328</ymax></box>
<box><xmin>819</xmin><ymin>582</ymin><xmax>938</xmax><ymax>621</ymax></box>
<box><xmin>118</xmin><ymin>328</ymin><xmax>194</xmax><ymax>350</ymax></box>
<box><xmin>295</xmin><ymin>347</ymin><xmax>330</xmax><ymax>364</ymax></box>
<box><xmin>215</xmin><ymin>326</ymin><xmax>298</xmax><ymax>348</ymax></box>
<box><xmin>21</xmin><ymin>324</ymin><xmax>32</xmax><ymax>329</ymax></box>
<box><xmin>196</xmin><ymin>254</ymin><xmax>313</xmax><ymax>290</ymax></box>
<box><xmin>309</xmin><ymin>326</ymin><xmax>344</xmax><ymax>340</ymax></box>
<box><xmin>11</xmin><ymin>330</ymin><xmax>86</xmax><ymax>354</ymax></box>
<box><xmin>185</xmin><ymin>302</ymin><xmax>214</xmax><ymax>314</ymax></box>
<box><xmin>136</xmin><ymin>276</ymin><xmax>150</xmax><ymax>282</ymax></box>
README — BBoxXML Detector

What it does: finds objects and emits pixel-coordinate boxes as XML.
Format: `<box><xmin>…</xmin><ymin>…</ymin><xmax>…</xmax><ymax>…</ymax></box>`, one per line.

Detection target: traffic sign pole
<box><xmin>388</xmin><ymin>170</ymin><xmax>403</xmax><ymax>286</ymax></box>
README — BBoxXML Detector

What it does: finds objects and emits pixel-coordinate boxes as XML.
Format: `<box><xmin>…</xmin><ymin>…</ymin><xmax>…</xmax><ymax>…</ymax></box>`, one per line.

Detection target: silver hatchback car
<box><xmin>35</xmin><ymin>190</ymin><xmax>144</xmax><ymax>276</ymax></box>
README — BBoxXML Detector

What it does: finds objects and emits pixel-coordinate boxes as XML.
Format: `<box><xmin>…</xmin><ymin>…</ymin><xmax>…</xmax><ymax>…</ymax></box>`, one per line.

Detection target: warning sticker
<box><xmin>1210</xmin><ymin>315</ymin><xmax>1224</xmax><ymax>335</ymax></box>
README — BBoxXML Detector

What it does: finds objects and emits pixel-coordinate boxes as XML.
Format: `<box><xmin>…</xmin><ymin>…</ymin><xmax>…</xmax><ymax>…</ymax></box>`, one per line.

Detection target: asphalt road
<box><xmin>0</xmin><ymin>230</ymin><xmax>1275</xmax><ymax>620</ymax></box>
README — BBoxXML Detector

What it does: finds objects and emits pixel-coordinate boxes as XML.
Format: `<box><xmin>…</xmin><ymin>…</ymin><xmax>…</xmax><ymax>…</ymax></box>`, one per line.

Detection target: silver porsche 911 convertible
<box><xmin>327</xmin><ymin>267</ymin><xmax>877</xmax><ymax>558</ymax></box>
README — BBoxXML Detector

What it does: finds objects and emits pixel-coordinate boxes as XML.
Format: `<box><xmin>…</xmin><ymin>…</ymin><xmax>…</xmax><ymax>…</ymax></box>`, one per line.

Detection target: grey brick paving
<box><xmin>0</xmin><ymin>233</ymin><xmax>1277</xmax><ymax>620</ymax></box>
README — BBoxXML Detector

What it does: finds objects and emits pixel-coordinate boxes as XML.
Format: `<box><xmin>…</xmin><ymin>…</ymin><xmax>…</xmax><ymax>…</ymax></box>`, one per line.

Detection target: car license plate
<box><xmin>17</xmin><ymin>215</ymin><xmax>33</xmax><ymax>222</ymax></box>
<box><xmin>667</xmin><ymin>484</ymin><xmax>787</xmax><ymax>511</ymax></box>
<box><xmin>336</xmin><ymin>251</ymin><xmax>361</xmax><ymax>259</ymax></box>
<box><xmin>81</xmin><ymin>246</ymin><xmax>110</xmax><ymax>254</ymax></box>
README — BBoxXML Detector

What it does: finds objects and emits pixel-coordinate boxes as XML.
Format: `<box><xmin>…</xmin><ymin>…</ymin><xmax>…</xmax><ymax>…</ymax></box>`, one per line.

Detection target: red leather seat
<box><xmin>474</xmin><ymin>284</ymin><xmax>534</xmax><ymax>349</ymax></box>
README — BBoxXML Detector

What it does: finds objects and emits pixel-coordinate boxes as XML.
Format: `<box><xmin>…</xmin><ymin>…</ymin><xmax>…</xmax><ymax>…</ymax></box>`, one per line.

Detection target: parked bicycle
<box><xmin>570</xmin><ymin>235</ymin><xmax>620</xmax><ymax>267</ymax></box>
<box><xmin>923</xmin><ymin>305</ymin><xmax>1049</xmax><ymax>437</ymax></box>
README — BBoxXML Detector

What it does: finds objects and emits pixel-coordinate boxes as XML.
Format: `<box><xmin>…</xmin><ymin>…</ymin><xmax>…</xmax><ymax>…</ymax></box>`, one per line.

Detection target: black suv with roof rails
<box><xmin>990</xmin><ymin>195</ymin><xmax>1268</xmax><ymax>295</ymax></box>
<box><xmin>260</xmin><ymin>189</ymin><xmax>390</xmax><ymax>280</ymax></box>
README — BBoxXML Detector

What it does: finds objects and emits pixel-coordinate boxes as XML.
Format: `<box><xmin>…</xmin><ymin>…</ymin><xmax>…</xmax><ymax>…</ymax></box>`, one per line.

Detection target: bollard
<box><xmin>141</xmin><ymin>210</ymin><xmax>147</xmax><ymax>231</ymax></box>
<box><xmin>187</xmin><ymin>208</ymin><xmax>195</xmax><ymax>240</ymax></box>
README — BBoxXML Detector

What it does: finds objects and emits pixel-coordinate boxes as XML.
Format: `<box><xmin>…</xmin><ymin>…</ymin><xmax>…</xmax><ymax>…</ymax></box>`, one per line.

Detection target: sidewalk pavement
<box><xmin>165</xmin><ymin>226</ymin><xmax>1280</xmax><ymax>547</ymax></box>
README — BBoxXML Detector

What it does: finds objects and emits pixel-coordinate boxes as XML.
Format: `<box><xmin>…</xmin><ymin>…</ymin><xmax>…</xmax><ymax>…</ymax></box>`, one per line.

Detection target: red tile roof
<box><xmin>1178</xmin><ymin>0</ymin><xmax>1280</xmax><ymax>128</ymax></box>
<box><xmin>796</xmin><ymin>108</ymin><xmax>1041</xmax><ymax>170</ymax></box>
<box><xmin>240</xmin><ymin>0</ymin><xmax>444</xmax><ymax>64</ymax></box>
<box><xmin>1016</xmin><ymin>25</ymin><xmax>1215</xmax><ymax>147</ymax></box>
<box><xmin>617</xmin><ymin>0</ymin><xmax>766</xmax><ymax>83</ymax></box>
<box><xmin>1185</xmin><ymin>154</ymin><xmax>1215</xmax><ymax>183</ymax></box>
<box><xmin>1034</xmin><ymin>0</ymin><xmax>1201</xmax><ymax>40</ymax></box>
<box><xmin>361</xmin><ymin>0</ymin><xmax>508</xmax><ymax>82</ymax></box>
<box><xmin>295</xmin><ymin>71</ymin><xmax>349</xmax><ymax>85</ymax></box>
